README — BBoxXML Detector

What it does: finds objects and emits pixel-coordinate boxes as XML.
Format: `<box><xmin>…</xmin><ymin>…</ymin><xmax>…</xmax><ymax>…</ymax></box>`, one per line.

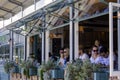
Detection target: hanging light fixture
<box><xmin>49</xmin><ymin>33</ymin><xmax>54</xmax><ymax>38</ymax></box>
<box><xmin>80</xmin><ymin>26</ymin><xmax>84</xmax><ymax>33</ymax></box>
<box><xmin>30</xmin><ymin>37</ymin><xmax>34</xmax><ymax>43</ymax></box>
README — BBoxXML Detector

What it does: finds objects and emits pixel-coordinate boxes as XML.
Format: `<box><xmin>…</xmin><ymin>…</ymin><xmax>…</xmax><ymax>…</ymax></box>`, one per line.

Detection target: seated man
<box><xmin>99</xmin><ymin>47</ymin><xmax>109</xmax><ymax>66</ymax></box>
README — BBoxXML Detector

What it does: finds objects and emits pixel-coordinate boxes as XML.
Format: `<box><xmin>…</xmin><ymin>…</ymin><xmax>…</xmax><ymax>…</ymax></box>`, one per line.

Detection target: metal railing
<box><xmin>0</xmin><ymin>65</ymin><xmax>9</xmax><ymax>80</ymax></box>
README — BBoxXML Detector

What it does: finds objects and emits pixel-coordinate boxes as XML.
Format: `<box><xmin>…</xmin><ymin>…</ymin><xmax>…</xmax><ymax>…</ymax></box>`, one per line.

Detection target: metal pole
<box><xmin>9</xmin><ymin>30</ymin><xmax>13</xmax><ymax>60</ymax></box>
<box><xmin>74</xmin><ymin>2</ymin><xmax>79</xmax><ymax>59</ymax></box>
<box><xmin>10</xmin><ymin>13</ymin><xmax>12</xmax><ymax>23</ymax></box>
<box><xmin>109</xmin><ymin>3</ymin><xmax>114</xmax><ymax>76</ymax></box>
<box><xmin>117</xmin><ymin>0</ymin><xmax>120</xmax><ymax>71</ymax></box>
<box><xmin>41</xmin><ymin>31</ymin><xmax>45</xmax><ymax>62</ymax></box>
<box><xmin>26</xmin><ymin>36</ymin><xmax>30</xmax><ymax>60</ymax></box>
<box><xmin>24</xmin><ymin>36</ymin><xmax>27</xmax><ymax>60</ymax></box>
<box><xmin>34</xmin><ymin>0</ymin><xmax>36</xmax><ymax>10</ymax></box>
<box><xmin>45</xmin><ymin>15</ymin><xmax>50</xmax><ymax>62</ymax></box>
<box><xmin>21</xmin><ymin>7</ymin><xmax>23</xmax><ymax>17</ymax></box>
<box><xmin>42</xmin><ymin>13</ymin><xmax>46</xmax><ymax>62</ymax></box>
<box><xmin>69</xmin><ymin>0</ymin><xmax>74</xmax><ymax>61</ymax></box>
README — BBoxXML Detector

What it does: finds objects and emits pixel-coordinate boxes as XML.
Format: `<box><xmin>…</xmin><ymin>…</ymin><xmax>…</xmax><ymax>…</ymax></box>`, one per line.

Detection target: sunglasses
<box><xmin>93</xmin><ymin>50</ymin><xmax>98</xmax><ymax>52</ymax></box>
<box><xmin>64</xmin><ymin>51</ymin><xmax>67</xmax><ymax>53</ymax></box>
<box><xmin>60</xmin><ymin>50</ymin><xmax>64</xmax><ymax>53</ymax></box>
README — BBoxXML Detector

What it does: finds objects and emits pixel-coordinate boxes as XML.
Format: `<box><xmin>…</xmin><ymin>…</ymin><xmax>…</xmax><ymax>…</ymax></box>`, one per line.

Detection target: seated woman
<box><xmin>78</xmin><ymin>46</ymin><xmax>89</xmax><ymax>61</ymax></box>
<box><xmin>90</xmin><ymin>45</ymin><xmax>102</xmax><ymax>64</ymax></box>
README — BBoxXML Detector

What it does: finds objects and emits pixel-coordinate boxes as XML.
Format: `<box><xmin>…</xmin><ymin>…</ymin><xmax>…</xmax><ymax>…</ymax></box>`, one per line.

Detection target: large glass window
<box><xmin>13</xmin><ymin>46</ymin><xmax>24</xmax><ymax>61</ymax></box>
<box><xmin>13</xmin><ymin>33</ymin><xmax>25</xmax><ymax>61</ymax></box>
<box><xmin>0</xmin><ymin>34</ymin><xmax>10</xmax><ymax>60</ymax></box>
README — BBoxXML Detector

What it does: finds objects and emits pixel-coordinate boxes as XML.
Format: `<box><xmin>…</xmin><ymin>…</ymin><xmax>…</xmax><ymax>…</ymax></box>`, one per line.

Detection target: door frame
<box><xmin>109</xmin><ymin>2</ymin><xmax>120</xmax><ymax>76</ymax></box>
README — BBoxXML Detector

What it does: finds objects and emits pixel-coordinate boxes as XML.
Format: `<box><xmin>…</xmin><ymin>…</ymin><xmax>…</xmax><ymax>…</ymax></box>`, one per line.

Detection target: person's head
<box><xmin>59</xmin><ymin>48</ymin><xmax>64</xmax><ymax>58</ymax></box>
<box><xmin>59</xmin><ymin>48</ymin><xmax>64</xmax><ymax>54</ymax></box>
<box><xmin>64</xmin><ymin>48</ymin><xmax>69</xmax><ymax>58</ymax></box>
<box><xmin>100</xmin><ymin>47</ymin><xmax>107</xmax><ymax>57</ymax></box>
<box><xmin>92</xmin><ymin>45</ymin><xmax>98</xmax><ymax>57</ymax></box>
<box><xmin>79</xmin><ymin>45</ymin><xmax>84</xmax><ymax>55</ymax></box>
<box><xmin>95</xmin><ymin>40</ymin><xmax>100</xmax><ymax>47</ymax></box>
<box><xmin>15</xmin><ymin>57</ymin><xmax>19</xmax><ymax>63</ymax></box>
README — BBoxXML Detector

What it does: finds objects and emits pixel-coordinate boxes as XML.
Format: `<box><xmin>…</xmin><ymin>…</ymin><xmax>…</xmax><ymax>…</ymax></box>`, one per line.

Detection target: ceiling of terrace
<box><xmin>4</xmin><ymin>0</ymin><xmax>117</xmax><ymax>36</ymax></box>
<box><xmin>0</xmin><ymin>0</ymin><xmax>39</xmax><ymax>20</ymax></box>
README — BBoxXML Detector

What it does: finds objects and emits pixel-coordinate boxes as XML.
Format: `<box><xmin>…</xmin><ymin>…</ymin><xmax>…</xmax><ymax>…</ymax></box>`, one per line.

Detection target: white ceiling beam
<box><xmin>47</xmin><ymin>6</ymin><xmax>68</xmax><ymax>28</ymax></box>
<box><xmin>0</xmin><ymin>6</ymin><xmax>14</xmax><ymax>14</ymax></box>
<box><xmin>8</xmin><ymin>0</ymin><xmax>23</xmax><ymax>7</ymax></box>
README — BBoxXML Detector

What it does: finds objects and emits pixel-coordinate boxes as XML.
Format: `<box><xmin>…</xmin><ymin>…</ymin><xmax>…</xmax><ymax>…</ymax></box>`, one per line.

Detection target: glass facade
<box><xmin>13</xmin><ymin>33</ymin><xmax>25</xmax><ymax>62</ymax></box>
<box><xmin>0</xmin><ymin>34</ymin><xmax>10</xmax><ymax>59</ymax></box>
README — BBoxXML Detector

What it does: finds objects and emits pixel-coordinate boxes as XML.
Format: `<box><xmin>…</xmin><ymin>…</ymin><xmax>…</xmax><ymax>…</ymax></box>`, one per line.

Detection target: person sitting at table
<box><xmin>90</xmin><ymin>45</ymin><xmax>101</xmax><ymax>64</ymax></box>
<box><xmin>78</xmin><ymin>46</ymin><xmax>89</xmax><ymax>61</ymax></box>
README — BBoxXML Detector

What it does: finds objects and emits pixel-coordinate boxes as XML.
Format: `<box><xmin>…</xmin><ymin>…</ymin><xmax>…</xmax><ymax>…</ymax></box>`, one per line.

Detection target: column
<box><xmin>34</xmin><ymin>0</ymin><xmax>36</xmax><ymax>10</ymax></box>
<box><xmin>74</xmin><ymin>2</ymin><xmax>79</xmax><ymax>59</ymax></box>
<box><xmin>26</xmin><ymin>36</ymin><xmax>30</xmax><ymax>59</ymax></box>
<box><xmin>41</xmin><ymin>31</ymin><xmax>45</xmax><ymax>62</ymax></box>
<box><xmin>45</xmin><ymin>31</ymin><xmax>49</xmax><ymax>62</ymax></box>
<box><xmin>10</xmin><ymin>13</ymin><xmax>12</xmax><ymax>22</ymax></box>
<box><xmin>24</xmin><ymin>36</ymin><xmax>27</xmax><ymax>60</ymax></box>
<box><xmin>41</xmin><ymin>13</ymin><xmax>46</xmax><ymax>62</ymax></box>
<box><xmin>109</xmin><ymin>3</ymin><xmax>113</xmax><ymax>76</ymax></box>
<box><xmin>118</xmin><ymin>0</ymin><xmax>120</xmax><ymax>71</ymax></box>
<box><xmin>18</xmin><ymin>47</ymin><xmax>20</xmax><ymax>60</ymax></box>
<box><xmin>45</xmin><ymin>14</ymin><xmax>50</xmax><ymax>62</ymax></box>
<box><xmin>9</xmin><ymin>31</ymin><xmax>13</xmax><ymax>60</ymax></box>
<box><xmin>69</xmin><ymin>0</ymin><xmax>74</xmax><ymax>61</ymax></box>
<box><xmin>21</xmin><ymin>7</ymin><xmax>23</xmax><ymax>17</ymax></box>
<box><xmin>61</xmin><ymin>29</ymin><xmax>64</xmax><ymax>48</ymax></box>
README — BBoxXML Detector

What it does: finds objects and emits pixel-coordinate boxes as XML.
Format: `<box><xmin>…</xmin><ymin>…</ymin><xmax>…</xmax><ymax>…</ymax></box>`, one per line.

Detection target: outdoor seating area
<box><xmin>0</xmin><ymin>0</ymin><xmax>120</xmax><ymax>80</ymax></box>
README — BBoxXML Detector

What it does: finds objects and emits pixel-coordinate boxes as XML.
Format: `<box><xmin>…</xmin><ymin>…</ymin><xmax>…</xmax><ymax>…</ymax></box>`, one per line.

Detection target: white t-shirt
<box><xmin>79</xmin><ymin>53</ymin><xmax>89</xmax><ymax>61</ymax></box>
<box><xmin>103</xmin><ymin>57</ymin><xmax>109</xmax><ymax>66</ymax></box>
<box><xmin>98</xmin><ymin>56</ymin><xmax>109</xmax><ymax>66</ymax></box>
<box><xmin>90</xmin><ymin>56</ymin><xmax>101</xmax><ymax>64</ymax></box>
<box><xmin>59</xmin><ymin>58</ymin><xmax>65</xmax><ymax>65</ymax></box>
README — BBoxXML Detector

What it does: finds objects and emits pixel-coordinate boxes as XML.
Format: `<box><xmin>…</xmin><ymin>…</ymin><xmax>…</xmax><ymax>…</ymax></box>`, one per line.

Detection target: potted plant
<box><xmin>64</xmin><ymin>59</ymin><xmax>83</xmax><ymax>80</ymax></box>
<box><xmin>39</xmin><ymin>59</ymin><xmax>55</xmax><ymax>80</ymax></box>
<box><xmin>78</xmin><ymin>59</ymin><xmax>94</xmax><ymax>80</ymax></box>
<box><xmin>4</xmin><ymin>60</ymin><xmax>15</xmax><ymax>74</ymax></box>
<box><xmin>38</xmin><ymin>66</ymin><xmax>44</xmax><ymax>80</ymax></box>
<box><xmin>50</xmin><ymin>65</ymin><xmax>64</xmax><ymax>79</ymax></box>
<box><xmin>93</xmin><ymin>64</ymin><xmax>109</xmax><ymax>80</ymax></box>
<box><xmin>27</xmin><ymin>60</ymin><xmax>37</xmax><ymax>76</ymax></box>
<box><xmin>4</xmin><ymin>60</ymin><xmax>19</xmax><ymax>74</ymax></box>
<box><xmin>20</xmin><ymin>60</ymin><xmax>30</xmax><ymax>78</ymax></box>
<box><xmin>11</xmin><ymin>64</ymin><xmax>19</xmax><ymax>73</ymax></box>
<box><xmin>64</xmin><ymin>59</ymin><xmax>109</xmax><ymax>80</ymax></box>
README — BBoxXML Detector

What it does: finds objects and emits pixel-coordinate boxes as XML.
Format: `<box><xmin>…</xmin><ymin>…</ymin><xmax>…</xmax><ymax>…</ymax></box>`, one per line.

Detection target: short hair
<box><xmin>100</xmin><ymin>46</ymin><xmax>107</xmax><ymax>53</ymax></box>
<box><xmin>79</xmin><ymin>46</ymin><xmax>85</xmax><ymax>52</ymax></box>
